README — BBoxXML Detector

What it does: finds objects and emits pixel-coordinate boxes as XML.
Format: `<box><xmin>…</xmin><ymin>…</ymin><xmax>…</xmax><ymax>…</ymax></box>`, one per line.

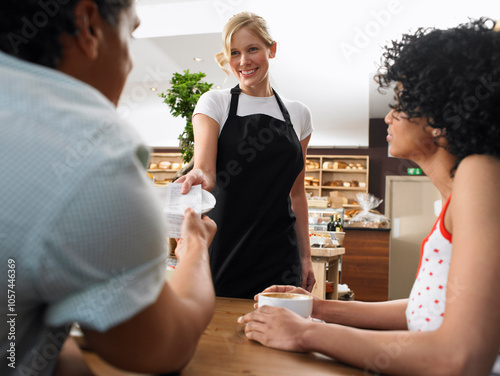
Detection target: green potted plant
<box><xmin>159</xmin><ymin>70</ymin><xmax>213</xmax><ymax>166</ymax></box>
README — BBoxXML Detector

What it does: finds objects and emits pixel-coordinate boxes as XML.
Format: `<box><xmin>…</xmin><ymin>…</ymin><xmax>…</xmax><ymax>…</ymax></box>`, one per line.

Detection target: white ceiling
<box><xmin>120</xmin><ymin>0</ymin><xmax>498</xmax><ymax>148</ymax></box>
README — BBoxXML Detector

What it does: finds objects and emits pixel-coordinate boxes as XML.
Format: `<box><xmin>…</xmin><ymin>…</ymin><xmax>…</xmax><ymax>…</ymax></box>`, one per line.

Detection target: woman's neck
<box><xmin>239</xmin><ymin>81</ymin><xmax>273</xmax><ymax>97</ymax></box>
<box><xmin>417</xmin><ymin>149</ymin><xmax>456</xmax><ymax>201</ymax></box>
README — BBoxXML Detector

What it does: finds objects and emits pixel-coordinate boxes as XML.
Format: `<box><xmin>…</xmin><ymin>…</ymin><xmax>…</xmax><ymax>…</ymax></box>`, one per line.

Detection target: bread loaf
<box><xmin>333</xmin><ymin>161</ymin><xmax>348</xmax><ymax>169</ymax></box>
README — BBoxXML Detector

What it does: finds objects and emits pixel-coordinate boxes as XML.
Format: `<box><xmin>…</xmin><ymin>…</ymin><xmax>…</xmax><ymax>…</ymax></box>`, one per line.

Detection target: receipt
<box><xmin>163</xmin><ymin>183</ymin><xmax>202</xmax><ymax>238</ymax></box>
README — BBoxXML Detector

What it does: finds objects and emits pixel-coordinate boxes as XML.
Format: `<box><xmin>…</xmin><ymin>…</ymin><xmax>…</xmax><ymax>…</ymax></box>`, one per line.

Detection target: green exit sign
<box><xmin>407</xmin><ymin>168</ymin><xmax>422</xmax><ymax>175</ymax></box>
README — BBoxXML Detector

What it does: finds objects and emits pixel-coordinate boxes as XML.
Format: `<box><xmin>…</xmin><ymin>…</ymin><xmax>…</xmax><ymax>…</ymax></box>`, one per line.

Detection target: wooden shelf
<box><xmin>305</xmin><ymin>155</ymin><xmax>369</xmax><ymax>206</ymax></box>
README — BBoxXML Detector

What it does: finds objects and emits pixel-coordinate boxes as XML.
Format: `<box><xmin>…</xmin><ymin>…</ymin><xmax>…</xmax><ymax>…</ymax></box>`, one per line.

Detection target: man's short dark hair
<box><xmin>0</xmin><ymin>0</ymin><xmax>133</xmax><ymax>68</ymax></box>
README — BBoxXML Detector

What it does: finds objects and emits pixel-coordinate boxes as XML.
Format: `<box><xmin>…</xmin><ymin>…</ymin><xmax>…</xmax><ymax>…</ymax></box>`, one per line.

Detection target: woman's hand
<box><xmin>237</xmin><ymin>305</ymin><xmax>314</xmax><ymax>352</ymax></box>
<box><xmin>175</xmin><ymin>168</ymin><xmax>209</xmax><ymax>194</ymax></box>
<box><xmin>253</xmin><ymin>285</ymin><xmax>323</xmax><ymax>318</ymax></box>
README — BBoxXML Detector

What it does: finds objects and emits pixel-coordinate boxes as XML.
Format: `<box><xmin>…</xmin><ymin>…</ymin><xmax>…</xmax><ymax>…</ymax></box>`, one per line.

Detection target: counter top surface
<box><xmin>83</xmin><ymin>297</ymin><xmax>368</xmax><ymax>376</ymax></box>
<box><xmin>345</xmin><ymin>226</ymin><xmax>391</xmax><ymax>231</ymax></box>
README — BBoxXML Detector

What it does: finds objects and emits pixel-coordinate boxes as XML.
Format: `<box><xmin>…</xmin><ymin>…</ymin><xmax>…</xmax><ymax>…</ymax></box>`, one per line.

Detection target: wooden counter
<box><xmin>341</xmin><ymin>228</ymin><xmax>390</xmax><ymax>302</ymax></box>
<box><xmin>82</xmin><ymin>297</ymin><xmax>368</xmax><ymax>376</ymax></box>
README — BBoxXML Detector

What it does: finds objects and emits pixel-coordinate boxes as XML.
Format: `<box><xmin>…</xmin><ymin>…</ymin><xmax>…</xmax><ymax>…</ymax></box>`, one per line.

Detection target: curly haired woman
<box><xmin>239</xmin><ymin>18</ymin><xmax>500</xmax><ymax>376</ymax></box>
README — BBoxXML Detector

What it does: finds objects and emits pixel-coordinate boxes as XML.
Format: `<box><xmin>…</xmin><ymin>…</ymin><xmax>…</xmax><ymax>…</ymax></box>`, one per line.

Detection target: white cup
<box><xmin>258</xmin><ymin>292</ymin><xmax>313</xmax><ymax>318</ymax></box>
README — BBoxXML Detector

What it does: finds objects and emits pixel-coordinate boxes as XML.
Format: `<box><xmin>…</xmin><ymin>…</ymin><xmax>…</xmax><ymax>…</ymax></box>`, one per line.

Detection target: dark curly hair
<box><xmin>375</xmin><ymin>18</ymin><xmax>500</xmax><ymax>175</ymax></box>
<box><xmin>0</xmin><ymin>0</ymin><xmax>133</xmax><ymax>68</ymax></box>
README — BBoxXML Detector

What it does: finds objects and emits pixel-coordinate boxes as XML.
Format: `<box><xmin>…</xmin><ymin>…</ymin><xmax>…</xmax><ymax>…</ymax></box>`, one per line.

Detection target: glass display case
<box><xmin>308</xmin><ymin>207</ymin><xmax>345</xmax><ymax>231</ymax></box>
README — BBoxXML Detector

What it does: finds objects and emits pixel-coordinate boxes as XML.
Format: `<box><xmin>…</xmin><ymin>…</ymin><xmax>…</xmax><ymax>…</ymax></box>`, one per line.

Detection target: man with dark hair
<box><xmin>0</xmin><ymin>1</ymin><xmax>216</xmax><ymax>375</ymax></box>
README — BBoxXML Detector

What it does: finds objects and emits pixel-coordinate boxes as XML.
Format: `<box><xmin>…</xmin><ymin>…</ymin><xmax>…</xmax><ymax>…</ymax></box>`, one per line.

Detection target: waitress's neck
<box><xmin>239</xmin><ymin>82</ymin><xmax>273</xmax><ymax>97</ymax></box>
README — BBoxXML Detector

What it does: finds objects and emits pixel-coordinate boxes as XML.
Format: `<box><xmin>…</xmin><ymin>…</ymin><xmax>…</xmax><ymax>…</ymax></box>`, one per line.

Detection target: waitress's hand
<box><xmin>300</xmin><ymin>258</ymin><xmax>316</xmax><ymax>293</ymax></box>
<box><xmin>176</xmin><ymin>168</ymin><xmax>209</xmax><ymax>194</ymax></box>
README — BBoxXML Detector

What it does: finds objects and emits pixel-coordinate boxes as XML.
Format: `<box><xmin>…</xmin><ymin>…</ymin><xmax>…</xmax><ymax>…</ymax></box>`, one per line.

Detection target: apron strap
<box><xmin>272</xmin><ymin>89</ymin><xmax>292</xmax><ymax>125</ymax></box>
<box><xmin>229</xmin><ymin>85</ymin><xmax>241</xmax><ymax>117</ymax></box>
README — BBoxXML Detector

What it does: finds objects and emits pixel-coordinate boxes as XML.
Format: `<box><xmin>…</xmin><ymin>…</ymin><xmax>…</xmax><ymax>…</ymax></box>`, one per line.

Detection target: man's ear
<box><xmin>73</xmin><ymin>0</ymin><xmax>101</xmax><ymax>60</ymax></box>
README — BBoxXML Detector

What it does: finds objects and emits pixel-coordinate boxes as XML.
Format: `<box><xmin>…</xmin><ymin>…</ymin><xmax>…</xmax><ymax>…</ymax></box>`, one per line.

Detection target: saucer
<box><xmin>201</xmin><ymin>190</ymin><xmax>216</xmax><ymax>213</ymax></box>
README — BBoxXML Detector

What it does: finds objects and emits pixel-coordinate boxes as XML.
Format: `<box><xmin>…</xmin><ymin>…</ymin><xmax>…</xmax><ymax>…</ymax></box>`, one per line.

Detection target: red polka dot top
<box><xmin>406</xmin><ymin>196</ymin><xmax>452</xmax><ymax>332</ymax></box>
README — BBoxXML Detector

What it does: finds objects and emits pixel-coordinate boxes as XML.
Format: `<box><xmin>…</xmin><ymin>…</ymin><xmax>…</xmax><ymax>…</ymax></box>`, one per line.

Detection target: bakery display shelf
<box><xmin>305</xmin><ymin>155</ymin><xmax>369</xmax><ymax>210</ymax></box>
<box><xmin>147</xmin><ymin>152</ymin><xmax>183</xmax><ymax>182</ymax></box>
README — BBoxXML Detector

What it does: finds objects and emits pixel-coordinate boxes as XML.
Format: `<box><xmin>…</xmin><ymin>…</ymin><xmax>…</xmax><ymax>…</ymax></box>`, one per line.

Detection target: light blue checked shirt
<box><xmin>0</xmin><ymin>51</ymin><xmax>167</xmax><ymax>375</ymax></box>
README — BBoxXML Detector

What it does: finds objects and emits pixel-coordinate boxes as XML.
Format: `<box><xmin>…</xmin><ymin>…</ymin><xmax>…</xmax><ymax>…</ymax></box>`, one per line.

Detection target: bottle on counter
<box><xmin>335</xmin><ymin>215</ymin><xmax>343</xmax><ymax>232</ymax></box>
<box><xmin>327</xmin><ymin>215</ymin><xmax>335</xmax><ymax>232</ymax></box>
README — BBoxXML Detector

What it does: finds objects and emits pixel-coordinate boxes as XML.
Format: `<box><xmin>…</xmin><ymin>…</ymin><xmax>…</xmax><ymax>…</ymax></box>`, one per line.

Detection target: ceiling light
<box><xmin>150</xmin><ymin>87</ymin><xmax>157</xmax><ymax>92</ymax></box>
<box><xmin>215</xmin><ymin>85</ymin><xmax>222</xmax><ymax>89</ymax></box>
<box><xmin>194</xmin><ymin>57</ymin><xmax>203</xmax><ymax>62</ymax></box>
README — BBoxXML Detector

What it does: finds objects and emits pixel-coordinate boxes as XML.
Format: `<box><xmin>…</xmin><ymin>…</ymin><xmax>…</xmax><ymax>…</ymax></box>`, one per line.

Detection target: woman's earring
<box><xmin>432</xmin><ymin>129</ymin><xmax>441</xmax><ymax>137</ymax></box>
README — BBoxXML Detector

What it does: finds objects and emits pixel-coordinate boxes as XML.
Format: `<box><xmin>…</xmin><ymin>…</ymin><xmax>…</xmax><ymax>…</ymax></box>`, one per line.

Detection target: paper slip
<box><xmin>163</xmin><ymin>183</ymin><xmax>202</xmax><ymax>238</ymax></box>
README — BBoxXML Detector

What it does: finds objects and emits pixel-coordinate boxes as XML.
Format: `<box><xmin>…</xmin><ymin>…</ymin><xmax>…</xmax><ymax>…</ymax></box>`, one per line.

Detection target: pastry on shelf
<box><xmin>324</xmin><ymin>180</ymin><xmax>344</xmax><ymax>187</ymax></box>
<box><xmin>305</xmin><ymin>159</ymin><xmax>320</xmax><ymax>170</ymax></box>
<box><xmin>158</xmin><ymin>161</ymin><xmax>172</xmax><ymax>169</ymax></box>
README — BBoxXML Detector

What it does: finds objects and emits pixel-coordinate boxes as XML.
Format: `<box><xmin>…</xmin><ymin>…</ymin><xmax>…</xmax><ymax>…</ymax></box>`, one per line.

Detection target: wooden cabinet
<box><xmin>305</xmin><ymin>155</ymin><xmax>369</xmax><ymax>208</ymax></box>
<box><xmin>147</xmin><ymin>153</ymin><xmax>183</xmax><ymax>183</ymax></box>
<box><xmin>341</xmin><ymin>228</ymin><xmax>390</xmax><ymax>302</ymax></box>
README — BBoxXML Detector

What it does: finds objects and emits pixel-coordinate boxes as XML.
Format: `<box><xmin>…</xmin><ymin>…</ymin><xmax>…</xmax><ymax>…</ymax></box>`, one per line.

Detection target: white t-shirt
<box><xmin>193</xmin><ymin>88</ymin><xmax>313</xmax><ymax>141</ymax></box>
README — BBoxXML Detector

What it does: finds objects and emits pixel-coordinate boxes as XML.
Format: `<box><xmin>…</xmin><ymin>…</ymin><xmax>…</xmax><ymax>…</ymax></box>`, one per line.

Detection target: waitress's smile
<box><xmin>241</xmin><ymin>68</ymin><xmax>258</xmax><ymax>77</ymax></box>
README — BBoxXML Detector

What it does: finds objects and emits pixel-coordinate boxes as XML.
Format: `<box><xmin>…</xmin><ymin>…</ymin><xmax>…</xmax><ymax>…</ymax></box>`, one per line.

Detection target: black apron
<box><xmin>207</xmin><ymin>85</ymin><xmax>304</xmax><ymax>298</ymax></box>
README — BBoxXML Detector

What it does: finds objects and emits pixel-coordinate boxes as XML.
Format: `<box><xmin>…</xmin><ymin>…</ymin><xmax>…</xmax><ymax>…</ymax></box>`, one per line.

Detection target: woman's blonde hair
<box><xmin>215</xmin><ymin>12</ymin><xmax>275</xmax><ymax>75</ymax></box>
